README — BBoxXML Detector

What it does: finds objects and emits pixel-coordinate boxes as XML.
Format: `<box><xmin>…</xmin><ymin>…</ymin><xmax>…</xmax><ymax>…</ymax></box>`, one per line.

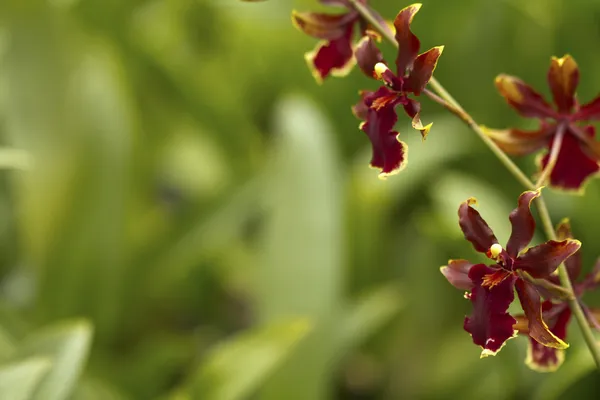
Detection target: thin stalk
<box><xmin>534</xmin><ymin>124</ymin><xmax>565</xmax><ymax>188</ymax></box>
<box><xmin>349</xmin><ymin>0</ymin><xmax>600</xmax><ymax>368</ymax></box>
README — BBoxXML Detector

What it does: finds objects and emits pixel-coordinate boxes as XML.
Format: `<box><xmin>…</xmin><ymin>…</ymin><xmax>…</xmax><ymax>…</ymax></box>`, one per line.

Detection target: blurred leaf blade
<box><xmin>0</xmin><ymin>357</ymin><xmax>51</xmax><ymax>400</ymax></box>
<box><xmin>258</xmin><ymin>95</ymin><xmax>343</xmax><ymax>399</ymax></box>
<box><xmin>15</xmin><ymin>319</ymin><xmax>93</xmax><ymax>400</ymax></box>
<box><xmin>340</xmin><ymin>283</ymin><xmax>404</xmax><ymax>352</ymax></box>
<box><xmin>184</xmin><ymin>318</ymin><xmax>312</xmax><ymax>400</ymax></box>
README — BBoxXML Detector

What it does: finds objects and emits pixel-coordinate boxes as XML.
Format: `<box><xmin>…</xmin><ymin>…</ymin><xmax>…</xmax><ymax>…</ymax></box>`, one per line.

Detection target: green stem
<box><xmin>534</xmin><ymin>124</ymin><xmax>565</xmax><ymax>188</ymax></box>
<box><xmin>349</xmin><ymin>0</ymin><xmax>600</xmax><ymax>368</ymax></box>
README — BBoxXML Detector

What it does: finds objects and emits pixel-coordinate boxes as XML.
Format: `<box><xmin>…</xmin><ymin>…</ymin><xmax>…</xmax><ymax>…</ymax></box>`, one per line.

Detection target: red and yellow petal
<box><xmin>402</xmin><ymin>98</ymin><xmax>432</xmax><ymax>139</ymax></box>
<box><xmin>406</xmin><ymin>46</ymin><xmax>444</xmax><ymax>95</ymax></box>
<box><xmin>516</xmin><ymin>280</ymin><xmax>569</xmax><ymax>350</ymax></box>
<box><xmin>538</xmin><ymin>127</ymin><xmax>600</xmax><ymax>191</ymax></box>
<box><xmin>458</xmin><ymin>198</ymin><xmax>499</xmax><ymax>254</ymax></box>
<box><xmin>354</xmin><ymin>34</ymin><xmax>385</xmax><ymax>79</ymax></box>
<box><xmin>547</xmin><ymin>55</ymin><xmax>579</xmax><ymax>113</ymax></box>
<box><xmin>360</xmin><ymin>87</ymin><xmax>407</xmax><ymax>179</ymax></box>
<box><xmin>515</xmin><ymin>239</ymin><xmax>581</xmax><ymax>279</ymax></box>
<box><xmin>574</xmin><ymin>95</ymin><xmax>600</xmax><ymax>121</ymax></box>
<box><xmin>291</xmin><ymin>10</ymin><xmax>355</xmax><ymax>40</ymax></box>
<box><xmin>440</xmin><ymin>259</ymin><xmax>476</xmax><ymax>290</ymax></box>
<box><xmin>495</xmin><ymin>74</ymin><xmax>556</xmax><ymax>119</ymax></box>
<box><xmin>505</xmin><ymin>189</ymin><xmax>541</xmax><ymax>258</ymax></box>
<box><xmin>393</xmin><ymin>4</ymin><xmax>421</xmax><ymax>75</ymax></box>
<box><xmin>304</xmin><ymin>26</ymin><xmax>356</xmax><ymax>83</ymax></box>
<box><xmin>525</xmin><ymin>302</ymin><xmax>571</xmax><ymax>372</ymax></box>
<box><xmin>464</xmin><ymin>264</ymin><xmax>518</xmax><ymax>357</ymax></box>
<box><xmin>483</xmin><ymin>126</ymin><xmax>551</xmax><ymax>156</ymax></box>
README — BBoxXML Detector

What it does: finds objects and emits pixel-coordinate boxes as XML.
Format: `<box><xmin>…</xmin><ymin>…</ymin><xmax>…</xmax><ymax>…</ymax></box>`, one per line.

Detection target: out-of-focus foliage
<box><xmin>0</xmin><ymin>0</ymin><xmax>599</xmax><ymax>399</ymax></box>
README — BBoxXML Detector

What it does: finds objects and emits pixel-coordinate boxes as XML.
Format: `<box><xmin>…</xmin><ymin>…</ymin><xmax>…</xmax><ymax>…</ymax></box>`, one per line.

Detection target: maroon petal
<box><xmin>291</xmin><ymin>11</ymin><xmax>356</xmax><ymax>40</ymax></box>
<box><xmin>458</xmin><ymin>198</ymin><xmax>498</xmax><ymax>254</ymax></box>
<box><xmin>406</xmin><ymin>46</ymin><xmax>444</xmax><ymax>95</ymax></box>
<box><xmin>506</xmin><ymin>189</ymin><xmax>541</xmax><ymax>258</ymax></box>
<box><xmin>547</xmin><ymin>55</ymin><xmax>579</xmax><ymax>113</ymax></box>
<box><xmin>393</xmin><ymin>4</ymin><xmax>421</xmax><ymax>76</ymax></box>
<box><xmin>526</xmin><ymin>302</ymin><xmax>571</xmax><ymax>372</ymax></box>
<box><xmin>320</xmin><ymin>0</ymin><xmax>351</xmax><ymax>6</ymax></box>
<box><xmin>352</xmin><ymin>90</ymin><xmax>372</xmax><ymax>121</ymax></box>
<box><xmin>578</xmin><ymin>258</ymin><xmax>600</xmax><ymax>294</ymax></box>
<box><xmin>539</xmin><ymin>127</ymin><xmax>600</xmax><ymax>191</ymax></box>
<box><xmin>515</xmin><ymin>239</ymin><xmax>581</xmax><ymax>279</ymax></box>
<box><xmin>441</xmin><ymin>259</ymin><xmax>476</xmax><ymax>290</ymax></box>
<box><xmin>495</xmin><ymin>74</ymin><xmax>556</xmax><ymax>119</ymax></box>
<box><xmin>464</xmin><ymin>264</ymin><xmax>517</xmax><ymax>357</ymax></box>
<box><xmin>360</xmin><ymin>87</ymin><xmax>407</xmax><ymax>178</ymax></box>
<box><xmin>574</xmin><ymin>95</ymin><xmax>600</xmax><ymax>121</ymax></box>
<box><xmin>484</xmin><ymin>126</ymin><xmax>552</xmax><ymax>156</ymax></box>
<box><xmin>354</xmin><ymin>34</ymin><xmax>385</xmax><ymax>79</ymax></box>
<box><xmin>402</xmin><ymin>98</ymin><xmax>432</xmax><ymax>139</ymax></box>
<box><xmin>555</xmin><ymin>219</ymin><xmax>582</xmax><ymax>281</ymax></box>
<box><xmin>515</xmin><ymin>279</ymin><xmax>569</xmax><ymax>349</ymax></box>
<box><xmin>304</xmin><ymin>25</ymin><xmax>355</xmax><ymax>83</ymax></box>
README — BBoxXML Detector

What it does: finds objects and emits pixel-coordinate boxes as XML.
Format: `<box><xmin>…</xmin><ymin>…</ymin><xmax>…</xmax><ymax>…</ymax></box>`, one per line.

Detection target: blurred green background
<box><xmin>0</xmin><ymin>0</ymin><xmax>600</xmax><ymax>399</ymax></box>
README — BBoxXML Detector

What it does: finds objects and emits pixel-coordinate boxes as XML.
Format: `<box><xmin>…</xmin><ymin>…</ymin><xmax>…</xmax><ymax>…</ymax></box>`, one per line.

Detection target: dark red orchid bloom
<box><xmin>351</xmin><ymin>4</ymin><xmax>443</xmax><ymax>179</ymax></box>
<box><xmin>441</xmin><ymin>190</ymin><xmax>580</xmax><ymax>357</ymax></box>
<box><xmin>486</xmin><ymin>55</ymin><xmax>600</xmax><ymax>191</ymax></box>
<box><xmin>512</xmin><ymin>219</ymin><xmax>600</xmax><ymax>372</ymax></box>
<box><xmin>292</xmin><ymin>0</ymin><xmax>389</xmax><ymax>83</ymax></box>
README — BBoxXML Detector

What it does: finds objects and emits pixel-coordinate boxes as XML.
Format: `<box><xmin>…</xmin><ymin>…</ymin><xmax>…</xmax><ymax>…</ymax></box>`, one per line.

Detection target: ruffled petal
<box><xmin>495</xmin><ymin>74</ymin><xmax>556</xmax><ymax>119</ymax></box>
<box><xmin>574</xmin><ymin>95</ymin><xmax>600</xmax><ymax>121</ymax></box>
<box><xmin>354</xmin><ymin>34</ymin><xmax>385</xmax><ymax>78</ymax></box>
<box><xmin>464</xmin><ymin>264</ymin><xmax>517</xmax><ymax>357</ymax></box>
<box><xmin>393</xmin><ymin>4</ymin><xmax>421</xmax><ymax>75</ymax></box>
<box><xmin>506</xmin><ymin>189</ymin><xmax>541</xmax><ymax>258</ymax></box>
<box><xmin>304</xmin><ymin>25</ymin><xmax>355</xmax><ymax>83</ymax></box>
<box><xmin>440</xmin><ymin>259</ymin><xmax>476</xmax><ymax>290</ymax></box>
<box><xmin>525</xmin><ymin>302</ymin><xmax>571</xmax><ymax>372</ymax></box>
<box><xmin>402</xmin><ymin>98</ymin><xmax>432</xmax><ymax>139</ymax></box>
<box><xmin>539</xmin><ymin>127</ymin><xmax>600</xmax><ymax>191</ymax></box>
<box><xmin>516</xmin><ymin>279</ymin><xmax>569</xmax><ymax>349</ymax></box>
<box><xmin>458</xmin><ymin>198</ymin><xmax>499</xmax><ymax>254</ymax></box>
<box><xmin>360</xmin><ymin>87</ymin><xmax>407</xmax><ymax>178</ymax></box>
<box><xmin>483</xmin><ymin>126</ymin><xmax>551</xmax><ymax>156</ymax></box>
<box><xmin>406</xmin><ymin>46</ymin><xmax>444</xmax><ymax>95</ymax></box>
<box><xmin>547</xmin><ymin>55</ymin><xmax>579</xmax><ymax>113</ymax></box>
<box><xmin>292</xmin><ymin>10</ymin><xmax>356</xmax><ymax>40</ymax></box>
<box><xmin>515</xmin><ymin>239</ymin><xmax>581</xmax><ymax>279</ymax></box>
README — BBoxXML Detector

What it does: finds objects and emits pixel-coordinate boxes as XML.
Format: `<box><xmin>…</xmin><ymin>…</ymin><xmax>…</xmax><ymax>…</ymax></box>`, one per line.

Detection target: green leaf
<box><xmin>340</xmin><ymin>283</ymin><xmax>404</xmax><ymax>352</ymax></box>
<box><xmin>185</xmin><ymin>318</ymin><xmax>312</xmax><ymax>400</ymax></box>
<box><xmin>0</xmin><ymin>148</ymin><xmax>32</xmax><ymax>170</ymax></box>
<box><xmin>0</xmin><ymin>325</ymin><xmax>16</xmax><ymax>362</ymax></box>
<box><xmin>15</xmin><ymin>319</ymin><xmax>93</xmax><ymax>400</ymax></box>
<box><xmin>0</xmin><ymin>357</ymin><xmax>51</xmax><ymax>400</ymax></box>
<box><xmin>258</xmin><ymin>95</ymin><xmax>343</xmax><ymax>399</ymax></box>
